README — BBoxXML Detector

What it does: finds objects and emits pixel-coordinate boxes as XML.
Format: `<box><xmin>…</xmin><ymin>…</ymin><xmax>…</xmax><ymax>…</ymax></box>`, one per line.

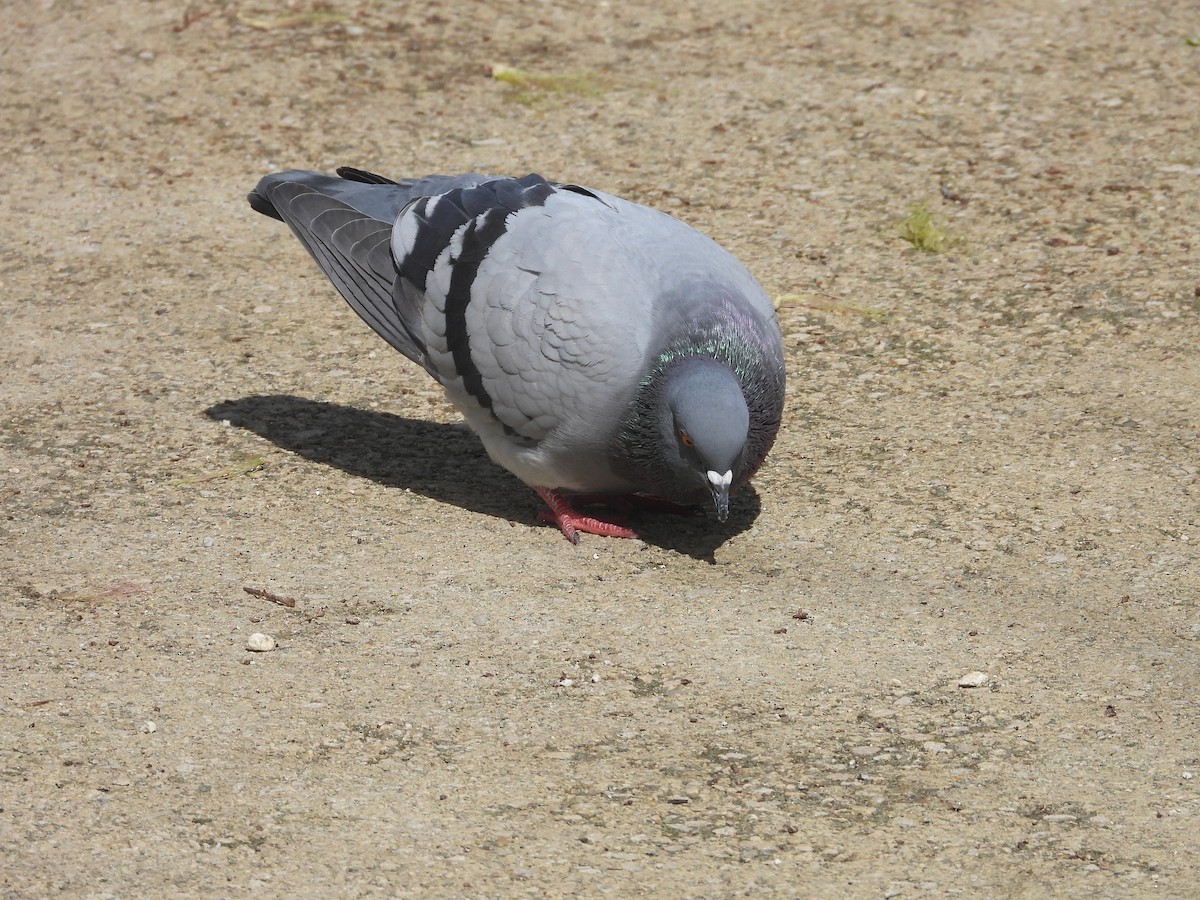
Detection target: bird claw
<box><xmin>534</xmin><ymin>488</ymin><xmax>638</xmax><ymax>543</ymax></box>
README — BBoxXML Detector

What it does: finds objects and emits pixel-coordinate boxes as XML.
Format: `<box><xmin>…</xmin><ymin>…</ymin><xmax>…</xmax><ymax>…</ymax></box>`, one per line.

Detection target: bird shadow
<box><xmin>204</xmin><ymin>394</ymin><xmax>760</xmax><ymax>560</ymax></box>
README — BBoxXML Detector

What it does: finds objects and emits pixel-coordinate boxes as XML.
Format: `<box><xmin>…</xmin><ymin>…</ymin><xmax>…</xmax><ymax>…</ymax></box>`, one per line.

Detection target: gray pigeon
<box><xmin>248</xmin><ymin>168</ymin><xmax>785</xmax><ymax>542</ymax></box>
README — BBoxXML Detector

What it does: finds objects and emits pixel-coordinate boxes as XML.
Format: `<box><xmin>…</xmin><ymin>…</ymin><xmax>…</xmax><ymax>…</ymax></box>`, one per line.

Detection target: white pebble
<box><xmin>141</xmin><ymin>720</ymin><xmax>157</xmax><ymax>734</ymax></box>
<box><xmin>958</xmin><ymin>671</ymin><xmax>989</xmax><ymax>688</ymax></box>
<box><xmin>246</xmin><ymin>632</ymin><xmax>277</xmax><ymax>652</ymax></box>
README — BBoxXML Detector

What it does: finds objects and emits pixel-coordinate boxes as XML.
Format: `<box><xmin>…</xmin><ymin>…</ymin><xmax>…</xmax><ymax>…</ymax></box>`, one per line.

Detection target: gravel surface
<box><xmin>2</xmin><ymin>1</ymin><xmax>1198</xmax><ymax>896</ymax></box>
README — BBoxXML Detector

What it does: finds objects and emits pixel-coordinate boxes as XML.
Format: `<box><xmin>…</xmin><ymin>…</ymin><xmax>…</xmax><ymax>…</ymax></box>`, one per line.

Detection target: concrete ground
<box><xmin>2</xmin><ymin>1</ymin><xmax>1198</xmax><ymax>896</ymax></box>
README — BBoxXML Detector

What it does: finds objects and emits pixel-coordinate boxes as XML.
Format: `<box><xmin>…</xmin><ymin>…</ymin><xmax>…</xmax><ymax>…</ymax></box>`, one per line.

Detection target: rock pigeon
<box><xmin>247</xmin><ymin>168</ymin><xmax>785</xmax><ymax>542</ymax></box>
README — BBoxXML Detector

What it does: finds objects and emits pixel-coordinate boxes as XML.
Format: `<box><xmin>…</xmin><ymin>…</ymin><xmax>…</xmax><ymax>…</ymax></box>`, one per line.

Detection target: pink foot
<box><xmin>534</xmin><ymin>487</ymin><xmax>638</xmax><ymax>544</ymax></box>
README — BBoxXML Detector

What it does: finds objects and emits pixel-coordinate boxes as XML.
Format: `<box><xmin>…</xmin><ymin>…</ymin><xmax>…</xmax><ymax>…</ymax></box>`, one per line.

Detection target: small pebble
<box><xmin>141</xmin><ymin>721</ymin><xmax>157</xmax><ymax>734</ymax></box>
<box><xmin>959</xmin><ymin>671</ymin><xmax>989</xmax><ymax>688</ymax></box>
<box><xmin>246</xmin><ymin>632</ymin><xmax>277</xmax><ymax>652</ymax></box>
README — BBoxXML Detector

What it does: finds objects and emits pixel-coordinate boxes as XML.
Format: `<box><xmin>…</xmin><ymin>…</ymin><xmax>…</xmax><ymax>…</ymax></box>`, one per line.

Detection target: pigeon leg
<box><xmin>534</xmin><ymin>487</ymin><xmax>638</xmax><ymax>543</ymax></box>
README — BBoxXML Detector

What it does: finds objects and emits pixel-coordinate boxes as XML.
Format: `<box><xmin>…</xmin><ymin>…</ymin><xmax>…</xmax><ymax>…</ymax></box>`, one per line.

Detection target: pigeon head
<box><xmin>662</xmin><ymin>358</ymin><xmax>750</xmax><ymax>522</ymax></box>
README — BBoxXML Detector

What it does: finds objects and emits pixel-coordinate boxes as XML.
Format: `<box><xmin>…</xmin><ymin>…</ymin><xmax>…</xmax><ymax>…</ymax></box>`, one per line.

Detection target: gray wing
<box><xmin>247</xmin><ymin>169</ymin><xmax>491</xmax><ymax>366</ymax></box>
<box><xmin>393</xmin><ymin>180</ymin><xmax>774</xmax><ymax>446</ymax></box>
<box><xmin>387</xmin><ymin>185</ymin><xmax>645</xmax><ymax>448</ymax></box>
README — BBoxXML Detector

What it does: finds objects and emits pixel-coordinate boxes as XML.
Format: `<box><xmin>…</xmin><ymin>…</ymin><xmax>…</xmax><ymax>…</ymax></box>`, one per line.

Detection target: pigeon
<box><xmin>247</xmin><ymin>167</ymin><xmax>785</xmax><ymax>542</ymax></box>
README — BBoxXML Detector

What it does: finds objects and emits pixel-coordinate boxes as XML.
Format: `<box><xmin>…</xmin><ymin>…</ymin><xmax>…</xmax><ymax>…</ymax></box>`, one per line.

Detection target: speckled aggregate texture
<box><xmin>2</xmin><ymin>1</ymin><xmax>1198</xmax><ymax>896</ymax></box>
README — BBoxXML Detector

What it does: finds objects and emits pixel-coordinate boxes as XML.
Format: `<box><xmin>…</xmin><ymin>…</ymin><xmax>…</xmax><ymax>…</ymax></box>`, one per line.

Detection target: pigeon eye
<box><xmin>680</xmin><ymin>431</ymin><xmax>694</xmax><ymax>448</ymax></box>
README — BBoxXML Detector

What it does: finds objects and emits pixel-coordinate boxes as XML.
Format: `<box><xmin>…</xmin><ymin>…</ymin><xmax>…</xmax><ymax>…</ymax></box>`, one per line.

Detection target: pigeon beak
<box><xmin>707</xmin><ymin>469</ymin><xmax>733</xmax><ymax>523</ymax></box>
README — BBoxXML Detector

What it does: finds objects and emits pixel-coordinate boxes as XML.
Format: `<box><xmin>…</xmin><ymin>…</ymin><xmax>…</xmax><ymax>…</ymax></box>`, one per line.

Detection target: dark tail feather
<box><xmin>335</xmin><ymin>167</ymin><xmax>398</xmax><ymax>186</ymax></box>
<box><xmin>247</xmin><ymin>185</ymin><xmax>284</xmax><ymax>221</ymax></box>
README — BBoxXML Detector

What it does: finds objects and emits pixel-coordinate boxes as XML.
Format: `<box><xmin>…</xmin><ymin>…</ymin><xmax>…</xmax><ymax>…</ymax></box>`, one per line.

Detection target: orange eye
<box><xmin>680</xmin><ymin>431</ymin><xmax>694</xmax><ymax>448</ymax></box>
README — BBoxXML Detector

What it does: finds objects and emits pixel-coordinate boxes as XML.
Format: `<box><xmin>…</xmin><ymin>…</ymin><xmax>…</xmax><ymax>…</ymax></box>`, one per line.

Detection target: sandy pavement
<box><xmin>2</xmin><ymin>1</ymin><xmax>1198</xmax><ymax>896</ymax></box>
